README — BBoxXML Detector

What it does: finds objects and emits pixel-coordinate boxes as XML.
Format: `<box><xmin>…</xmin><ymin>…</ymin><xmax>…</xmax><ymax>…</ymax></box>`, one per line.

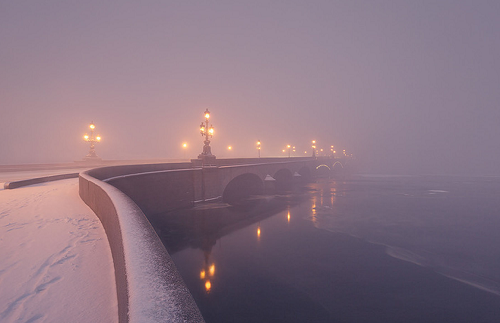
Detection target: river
<box><xmin>148</xmin><ymin>175</ymin><xmax>500</xmax><ymax>322</ymax></box>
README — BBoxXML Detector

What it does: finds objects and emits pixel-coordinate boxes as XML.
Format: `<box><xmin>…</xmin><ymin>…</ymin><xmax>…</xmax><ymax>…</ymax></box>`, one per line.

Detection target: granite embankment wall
<box><xmin>79</xmin><ymin>168</ymin><xmax>204</xmax><ymax>323</ymax></box>
<box><xmin>4</xmin><ymin>173</ymin><xmax>79</xmax><ymax>189</ymax></box>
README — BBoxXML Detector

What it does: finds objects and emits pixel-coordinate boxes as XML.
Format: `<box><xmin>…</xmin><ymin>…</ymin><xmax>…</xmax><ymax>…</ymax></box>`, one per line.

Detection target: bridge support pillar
<box><xmin>193</xmin><ymin>166</ymin><xmax>222</xmax><ymax>202</ymax></box>
<box><xmin>264</xmin><ymin>174</ymin><xmax>276</xmax><ymax>195</ymax></box>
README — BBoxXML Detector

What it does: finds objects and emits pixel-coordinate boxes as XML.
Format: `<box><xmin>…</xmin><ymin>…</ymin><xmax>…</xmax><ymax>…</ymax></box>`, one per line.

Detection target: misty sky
<box><xmin>1</xmin><ymin>1</ymin><xmax>499</xmax><ymax>175</ymax></box>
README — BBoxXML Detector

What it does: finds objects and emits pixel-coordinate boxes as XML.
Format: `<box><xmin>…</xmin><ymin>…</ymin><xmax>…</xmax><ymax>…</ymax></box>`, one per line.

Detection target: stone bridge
<box><xmin>93</xmin><ymin>157</ymin><xmax>339</xmax><ymax>215</ymax></box>
<box><xmin>77</xmin><ymin>156</ymin><xmax>346</xmax><ymax>323</ymax></box>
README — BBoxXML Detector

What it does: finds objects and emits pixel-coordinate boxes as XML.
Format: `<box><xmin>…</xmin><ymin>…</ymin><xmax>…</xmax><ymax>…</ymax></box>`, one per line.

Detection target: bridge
<box><xmin>78</xmin><ymin>156</ymin><xmax>349</xmax><ymax>323</ymax></box>
<box><xmin>83</xmin><ymin>156</ymin><xmax>346</xmax><ymax>216</ymax></box>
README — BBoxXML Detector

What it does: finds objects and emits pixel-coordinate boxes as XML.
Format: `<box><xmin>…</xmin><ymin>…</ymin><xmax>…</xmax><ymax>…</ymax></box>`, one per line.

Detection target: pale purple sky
<box><xmin>1</xmin><ymin>1</ymin><xmax>499</xmax><ymax>175</ymax></box>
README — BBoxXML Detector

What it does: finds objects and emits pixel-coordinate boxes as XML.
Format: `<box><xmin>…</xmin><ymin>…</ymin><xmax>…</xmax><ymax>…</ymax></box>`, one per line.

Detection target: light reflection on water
<box><xmin>148</xmin><ymin>176</ymin><xmax>500</xmax><ymax>323</ymax></box>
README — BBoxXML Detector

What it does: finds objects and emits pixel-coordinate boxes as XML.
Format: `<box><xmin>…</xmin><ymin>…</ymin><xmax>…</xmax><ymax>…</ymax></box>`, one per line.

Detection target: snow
<box><xmin>0</xmin><ymin>178</ymin><xmax>118</xmax><ymax>323</ymax></box>
<box><xmin>81</xmin><ymin>174</ymin><xmax>204</xmax><ymax>322</ymax></box>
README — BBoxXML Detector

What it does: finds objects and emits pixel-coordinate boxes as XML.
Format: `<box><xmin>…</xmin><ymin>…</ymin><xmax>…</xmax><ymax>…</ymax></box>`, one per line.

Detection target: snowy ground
<box><xmin>0</xmin><ymin>178</ymin><xmax>118</xmax><ymax>323</ymax></box>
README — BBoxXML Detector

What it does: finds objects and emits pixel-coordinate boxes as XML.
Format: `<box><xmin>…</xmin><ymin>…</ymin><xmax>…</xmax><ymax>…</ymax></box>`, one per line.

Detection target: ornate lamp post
<box><xmin>257</xmin><ymin>140</ymin><xmax>261</xmax><ymax>158</ymax></box>
<box><xmin>198</xmin><ymin>108</ymin><xmax>216</xmax><ymax>164</ymax></box>
<box><xmin>287</xmin><ymin>144</ymin><xmax>291</xmax><ymax>158</ymax></box>
<box><xmin>83</xmin><ymin>122</ymin><xmax>102</xmax><ymax>160</ymax></box>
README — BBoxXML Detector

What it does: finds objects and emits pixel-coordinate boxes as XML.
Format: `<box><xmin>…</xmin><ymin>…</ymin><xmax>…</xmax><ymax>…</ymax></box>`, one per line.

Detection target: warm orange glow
<box><xmin>208</xmin><ymin>127</ymin><xmax>214</xmax><ymax>134</ymax></box>
<box><xmin>320</xmin><ymin>149</ymin><xmax>324</xmax><ymax>152</ymax></box>
<box><xmin>83</xmin><ymin>134</ymin><xmax>89</xmax><ymax>140</ymax></box>
<box><xmin>312</xmin><ymin>145</ymin><xmax>316</xmax><ymax>149</ymax></box>
<box><xmin>287</xmin><ymin>211</ymin><xmax>290</xmax><ymax>222</ymax></box>
<box><xmin>304</xmin><ymin>151</ymin><xmax>307</xmax><ymax>154</ymax></box>
<box><xmin>257</xmin><ymin>141</ymin><xmax>261</xmax><ymax>145</ymax></box>
<box><xmin>333</xmin><ymin>150</ymin><xmax>336</xmax><ymax>154</ymax></box>
<box><xmin>183</xmin><ymin>143</ymin><xmax>187</xmax><ymax>148</ymax></box>
<box><xmin>200</xmin><ymin>126</ymin><xmax>205</xmax><ymax>132</ymax></box>
<box><xmin>209</xmin><ymin>264</ymin><xmax>215</xmax><ymax>276</ymax></box>
<box><xmin>205</xmin><ymin>113</ymin><xmax>210</xmax><ymax>119</ymax></box>
<box><xmin>312</xmin><ymin>140</ymin><xmax>316</xmax><ymax>144</ymax></box>
<box><xmin>282</xmin><ymin>149</ymin><xmax>285</xmax><ymax>153</ymax></box>
<box><xmin>257</xmin><ymin>227</ymin><xmax>261</xmax><ymax>238</ymax></box>
<box><xmin>96</xmin><ymin>136</ymin><xmax>101</xmax><ymax>141</ymax></box>
<box><xmin>287</xmin><ymin>145</ymin><xmax>291</xmax><ymax>148</ymax></box>
<box><xmin>331</xmin><ymin>145</ymin><xmax>334</xmax><ymax>148</ymax></box>
<box><xmin>200</xmin><ymin>270</ymin><xmax>206</xmax><ymax>279</ymax></box>
<box><xmin>89</xmin><ymin>124</ymin><xmax>95</xmax><ymax>130</ymax></box>
<box><xmin>228</xmin><ymin>146</ymin><xmax>232</xmax><ymax>150</ymax></box>
<box><xmin>205</xmin><ymin>281</ymin><xmax>211</xmax><ymax>291</ymax></box>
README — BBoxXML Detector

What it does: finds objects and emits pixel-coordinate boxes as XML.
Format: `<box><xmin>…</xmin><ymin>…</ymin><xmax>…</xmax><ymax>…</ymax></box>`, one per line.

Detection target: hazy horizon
<box><xmin>2</xmin><ymin>1</ymin><xmax>499</xmax><ymax>175</ymax></box>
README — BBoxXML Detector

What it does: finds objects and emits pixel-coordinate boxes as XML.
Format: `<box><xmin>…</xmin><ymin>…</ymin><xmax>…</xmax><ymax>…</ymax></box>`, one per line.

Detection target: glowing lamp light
<box><xmin>205</xmin><ymin>281</ymin><xmax>211</xmax><ymax>292</ymax></box>
<box><xmin>287</xmin><ymin>145</ymin><xmax>291</xmax><ymax>148</ymax></box>
<box><xmin>208</xmin><ymin>127</ymin><xmax>214</xmax><ymax>134</ymax></box>
<box><xmin>287</xmin><ymin>211</ymin><xmax>291</xmax><ymax>222</ymax></box>
<box><xmin>228</xmin><ymin>146</ymin><xmax>232</xmax><ymax>150</ymax></box>
<box><xmin>209</xmin><ymin>264</ymin><xmax>215</xmax><ymax>276</ymax></box>
<box><xmin>200</xmin><ymin>270</ymin><xmax>206</xmax><ymax>280</ymax></box>
<box><xmin>257</xmin><ymin>226</ymin><xmax>261</xmax><ymax>238</ymax></box>
<box><xmin>83</xmin><ymin>121</ymin><xmax>102</xmax><ymax>160</ymax></box>
<box><xmin>183</xmin><ymin>143</ymin><xmax>187</xmax><ymax>148</ymax></box>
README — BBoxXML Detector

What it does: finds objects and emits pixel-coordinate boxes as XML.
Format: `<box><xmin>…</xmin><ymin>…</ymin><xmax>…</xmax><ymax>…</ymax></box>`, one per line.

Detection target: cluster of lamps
<box><xmin>83</xmin><ymin>122</ymin><xmax>101</xmax><ymax>160</ymax></box>
<box><xmin>83</xmin><ymin>110</ymin><xmax>347</xmax><ymax>162</ymax></box>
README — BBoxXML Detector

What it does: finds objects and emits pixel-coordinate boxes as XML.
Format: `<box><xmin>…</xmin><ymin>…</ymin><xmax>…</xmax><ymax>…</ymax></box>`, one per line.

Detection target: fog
<box><xmin>1</xmin><ymin>1</ymin><xmax>499</xmax><ymax>175</ymax></box>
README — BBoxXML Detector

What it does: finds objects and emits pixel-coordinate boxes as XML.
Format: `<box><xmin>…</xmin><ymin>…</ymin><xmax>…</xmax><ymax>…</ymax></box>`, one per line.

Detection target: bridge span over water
<box><xmin>78</xmin><ymin>156</ymin><xmax>348</xmax><ymax>323</ymax></box>
<box><xmin>88</xmin><ymin>156</ymin><xmax>344</xmax><ymax>215</ymax></box>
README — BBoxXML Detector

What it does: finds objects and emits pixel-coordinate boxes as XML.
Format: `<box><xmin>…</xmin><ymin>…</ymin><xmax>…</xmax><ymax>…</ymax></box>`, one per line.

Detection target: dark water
<box><xmin>148</xmin><ymin>175</ymin><xmax>500</xmax><ymax>323</ymax></box>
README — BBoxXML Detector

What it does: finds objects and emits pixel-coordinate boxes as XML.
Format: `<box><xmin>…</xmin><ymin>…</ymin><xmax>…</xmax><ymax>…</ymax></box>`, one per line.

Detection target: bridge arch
<box><xmin>274</xmin><ymin>168</ymin><xmax>293</xmax><ymax>191</ymax></box>
<box><xmin>222</xmin><ymin>173</ymin><xmax>264</xmax><ymax>204</ymax></box>
<box><xmin>315</xmin><ymin>164</ymin><xmax>331</xmax><ymax>177</ymax></box>
<box><xmin>332</xmin><ymin>161</ymin><xmax>344</xmax><ymax>169</ymax></box>
<box><xmin>298</xmin><ymin>166</ymin><xmax>312</xmax><ymax>180</ymax></box>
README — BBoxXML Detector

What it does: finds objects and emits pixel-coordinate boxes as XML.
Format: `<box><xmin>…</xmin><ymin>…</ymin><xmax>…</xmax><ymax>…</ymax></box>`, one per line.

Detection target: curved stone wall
<box><xmin>79</xmin><ymin>171</ymin><xmax>204</xmax><ymax>323</ymax></box>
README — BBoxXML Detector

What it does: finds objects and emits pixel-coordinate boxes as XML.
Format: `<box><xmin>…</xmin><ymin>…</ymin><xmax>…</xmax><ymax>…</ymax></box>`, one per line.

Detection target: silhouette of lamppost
<box><xmin>312</xmin><ymin>140</ymin><xmax>316</xmax><ymax>157</ymax></box>
<box><xmin>182</xmin><ymin>142</ymin><xmax>188</xmax><ymax>159</ymax></box>
<box><xmin>257</xmin><ymin>140</ymin><xmax>261</xmax><ymax>158</ymax></box>
<box><xmin>198</xmin><ymin>109</ymin><xmax>216</xmax><ymax>165</ymax></box>
<box><xmin>287</xmin><ymin>145</ymin><xmax>291</xmax><ymax>158</ymax></box>
<box><xmin>83</xmin><ymin>122</ymin><xmax>102</xmax><ymax>160</ymax></box>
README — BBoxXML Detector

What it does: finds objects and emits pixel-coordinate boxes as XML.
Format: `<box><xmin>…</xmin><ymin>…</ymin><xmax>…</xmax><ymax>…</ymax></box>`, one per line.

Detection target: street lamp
<box><xmin>287</xmin><ymin>145</ymin><xmax>291</xmax><ymax>158</ymax></box>
<box><xmin>198</xmin><ymin>108</ymin><xmax>216</xmax><ymax>164</ymax></box>
<box><xmin>312</xmin><ymin>140</ymin><xmax>316</xmax><ymax>157</ymax></box>
<box><xmin>182</xmin><ymin>142</ymin><xmax>188</xmax><ymax>159</ymax></box>
<box><xmin>257</xmin><ymin>140</ymin><xmax>261</xmax><ymax>158</ymax></box>
<box><xmin>83</xmin><ymin>121</ymin><xmax>102</xmax><ymax>160</ymax></box>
